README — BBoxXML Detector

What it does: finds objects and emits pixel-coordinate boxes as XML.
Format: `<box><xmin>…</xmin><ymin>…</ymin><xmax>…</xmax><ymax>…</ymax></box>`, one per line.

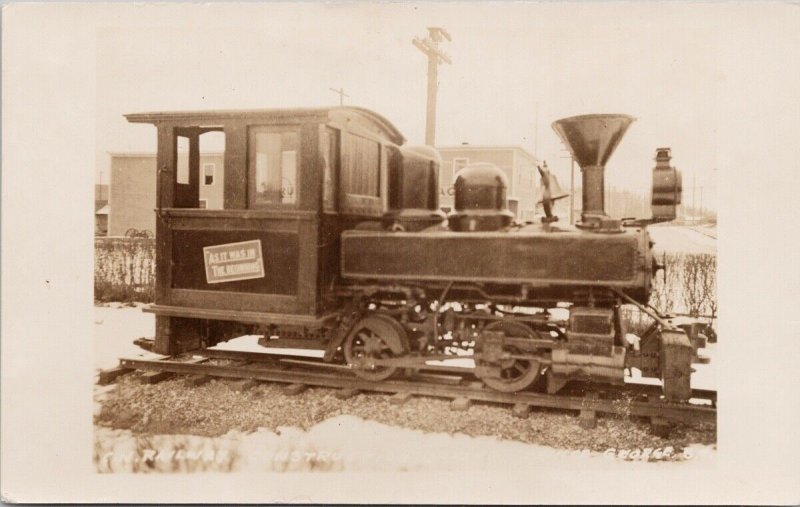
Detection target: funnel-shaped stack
<box><xmin>552</xmin><ymin>114</ymin><xmax>635</xmax><ymax>223</ymax></box>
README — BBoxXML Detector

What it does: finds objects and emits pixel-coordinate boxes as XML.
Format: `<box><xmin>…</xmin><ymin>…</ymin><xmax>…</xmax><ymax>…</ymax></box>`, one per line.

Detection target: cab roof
<box><xmin>125</xmin><ymin>106</ymin><xmax>405</xmax><ymax>144</ymax></box>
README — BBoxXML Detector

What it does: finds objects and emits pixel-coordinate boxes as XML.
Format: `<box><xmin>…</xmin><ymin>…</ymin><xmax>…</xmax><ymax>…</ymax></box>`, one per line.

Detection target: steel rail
<box><xmin>197</xmin><ymin>348</ymin><xmax>717</xmax><ymax>403</ymax></box>
<box><xmin>117</xmin><ymin>355</ymin><xmax>716</xmax><ymax>424</ymax></box>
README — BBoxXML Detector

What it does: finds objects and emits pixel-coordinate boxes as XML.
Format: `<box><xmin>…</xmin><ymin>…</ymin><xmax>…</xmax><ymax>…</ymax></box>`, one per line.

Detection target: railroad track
<box><xmin>98</xmin><ymin>348</ymin><xmax>716</xmax><ymax>437</ymax></box>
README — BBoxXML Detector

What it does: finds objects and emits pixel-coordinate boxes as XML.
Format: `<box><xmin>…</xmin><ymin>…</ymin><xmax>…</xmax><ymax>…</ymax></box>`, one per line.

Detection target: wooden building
<box><xmin>107</xmin><ymin>152</ymin><xmax>224</xmax><ymax>236</ymax></box>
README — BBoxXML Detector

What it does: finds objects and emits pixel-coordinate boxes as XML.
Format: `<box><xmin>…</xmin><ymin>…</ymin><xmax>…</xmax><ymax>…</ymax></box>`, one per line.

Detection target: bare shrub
<box><xmin>619</xmin><ymin>306</ymin><xmax>655</xmax><ymax>337</ymax></box>
<box><xmin>649</xmin><ymin>251</ymin><xmax>717</xmax><ymax>318</ymax></box>
<box><xmin>94</xmin><ymin>237</ymin><xmax>155</xmax><ymax>303</ymax></box>
<box><xmin>649</xmin><ymin>252</ymin><xmax>683</xmax><ymax>314</ymax></box>
<box><xmin>700</xmin><ymin>254</ymin><xmax>717</xmax><ymax>318</ymax></box>
<box><xmin>680</xmin><ymin>253</ymin><xmax>716</xmax><ymax>317</ymax></box>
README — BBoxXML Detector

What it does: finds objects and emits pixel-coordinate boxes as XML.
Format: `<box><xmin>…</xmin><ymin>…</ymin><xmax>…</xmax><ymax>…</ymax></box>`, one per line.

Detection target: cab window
<box><xmin>249</xmin><ymin>127</ymin><xmax>299</xmax><ymax>206</ymax></box>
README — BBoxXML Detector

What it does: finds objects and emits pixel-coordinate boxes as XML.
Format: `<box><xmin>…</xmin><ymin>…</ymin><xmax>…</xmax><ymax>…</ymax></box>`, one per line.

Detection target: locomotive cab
<box><xmin>126</xmin><ymin>106</ymin><xmax>415</xmax><ymax>354</ymax></box>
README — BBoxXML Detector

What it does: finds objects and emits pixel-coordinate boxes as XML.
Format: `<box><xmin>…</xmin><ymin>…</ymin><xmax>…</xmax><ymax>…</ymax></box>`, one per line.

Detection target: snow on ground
<box><xmin>93</xmin><ymin>306</ymin><xmax>324</xmax><ymax>371</ymax></box>
<box><xmin>95</xmin><ymin>413</ymin><xmax>714</xmax><ymax>473</ymax></box>
<box><xmin>211</xmin><ymin>334</ymin><xmax>324</xmax><ymax>358</ymax></box>
<box><xmin>648</xmin><ymin>224</ymin><xmax>717</xmax><ymax>255</ymax></box>
<box><xmin>94</xmin><ymin>304</ymin><xmax>162</xmax><ymax>371</ymax></box>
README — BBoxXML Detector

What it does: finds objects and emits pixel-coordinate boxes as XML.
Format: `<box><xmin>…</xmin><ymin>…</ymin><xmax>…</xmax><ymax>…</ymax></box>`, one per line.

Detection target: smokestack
<box><xmin>551</xmin><ymin>114</ymin><xmax>635</xmax><ymax>224</ymax></box>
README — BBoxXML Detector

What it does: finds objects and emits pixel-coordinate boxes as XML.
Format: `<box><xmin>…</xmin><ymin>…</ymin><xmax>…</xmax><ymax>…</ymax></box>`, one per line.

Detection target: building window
<box><xmin>452</xmin><ymin>158</ymin><xmax>469</xmax><ymax>180</ymax></box>
<box><xmin>203</xmin><ymin>163</ymin><xmax>215</xmax><ymax>185</ymax></box>
<box><xmin>249</xmin><ymin>127</ymin><xmax>298</xmax><ymax>206</ymax></box>
<box><xmin>198</xmin><ymin>199</ymin><xmax>208</xmax><ymax>209</ymax></box>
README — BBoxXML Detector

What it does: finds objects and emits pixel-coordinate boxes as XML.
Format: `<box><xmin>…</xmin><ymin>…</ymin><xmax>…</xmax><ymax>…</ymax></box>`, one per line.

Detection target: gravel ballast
<box><xmin>95</xmin><ymin>371</ymin><xmax>715</xmax><ymax>465</ymax></box>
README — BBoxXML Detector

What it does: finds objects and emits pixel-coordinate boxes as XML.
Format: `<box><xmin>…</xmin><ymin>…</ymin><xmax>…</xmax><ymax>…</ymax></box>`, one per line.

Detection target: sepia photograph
<box><xmin>2</xmin><ymin>1</ymin><xmax>799</xmax><ymax>503</ymax></box>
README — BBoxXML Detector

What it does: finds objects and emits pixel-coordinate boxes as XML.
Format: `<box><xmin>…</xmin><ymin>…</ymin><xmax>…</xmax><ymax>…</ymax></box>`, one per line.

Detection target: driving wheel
<box><xmin>477</xmin><ymin>320</ymin><xmax>542</xmax><ymax>393</ymax></box>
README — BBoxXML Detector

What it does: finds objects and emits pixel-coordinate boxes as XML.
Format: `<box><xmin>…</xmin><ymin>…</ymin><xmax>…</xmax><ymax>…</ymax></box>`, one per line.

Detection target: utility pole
<box><xmin>534</xmin><ymin>101</ymin><xmax>539</xmax><ymax>156</ymax></box>
<box><xmin>699</xmin><ymin>186</ymin><xmax>704</xmax><ymax>220</ymax></box>
<box><xmin>692</xmin><ymin>172</ymin><xmax>696</xmax><ymax>223</ymax></box>
<box><xmin>413</xmin><ymin>27</ymin><xmax>452</xmax><ymax>146</ymax></box>
<box><xmin>329</xmin><ymin>87</ymin><xmax>349</xmax><ymax>106</ymax></box>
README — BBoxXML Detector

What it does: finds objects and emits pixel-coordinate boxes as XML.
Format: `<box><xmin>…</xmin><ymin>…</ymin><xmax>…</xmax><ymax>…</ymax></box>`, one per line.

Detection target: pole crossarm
<box><xmin>328</xmin><ymin>87</ymin><xmax>350</xmax><ymax>106</ymax></box>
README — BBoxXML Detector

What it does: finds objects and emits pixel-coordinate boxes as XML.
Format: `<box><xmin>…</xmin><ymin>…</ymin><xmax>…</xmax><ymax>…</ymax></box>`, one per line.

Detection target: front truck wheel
<box><xmin>343</xmin><ymin>314</ymin><xmax>408</xmax><ymax>381</ymax></box>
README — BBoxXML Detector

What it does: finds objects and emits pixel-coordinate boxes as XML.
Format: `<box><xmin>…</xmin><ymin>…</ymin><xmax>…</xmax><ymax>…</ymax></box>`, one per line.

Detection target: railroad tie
<box><xmin>184</xmin><ymin>375</ymin><xmax>211</xmax><ymax>387</ymax></box>
<box><xmin>229</xmin><ymin>379</ymin><xmax>260</xmax><ymax>392</ymax></box>
<box><xmin>650</xmin><ymin>416</ymin><xmax>673</xmax><ymax>438</ymax></box>
<box><xmin>389</xmin><ymin>392</ymin><xmax>413</xmax><ymax>405</ymax></box>
<box><xmin>334</xmin><ymin>388</ymin><xmax>361</xmax><ymax>400</ymax></box>
<box><xmin>646</xmin><ymin>395</ymin><xmax>674</xmax><ymax>437</ymax></box>
<box><xmin>97</xmin><ymin>366</ymin><xmax>132</xmax><ymax>386</ymax></box>
<box><xmin>579</xmin><ymin>393</ymin><xmax>599</xmax><ymax>429</ymax></box>
<box><xmin>282</xmin><ymin>383</ymin><xmax>308</xmax><ymax>396</ymax></box>
<box><xmin>451</xmin><ymin>397</ymin><xmax>472</xmax><ymax>412</ymax></box>
<box><xmin>141</xmin><ymin>371</ymin><xmax>174</xmax><ymax>384</ymax></box>
<box><xmin>512</xmin><ymin>403</ymin><xmax>531</xmax><ymax>419</ymax></box>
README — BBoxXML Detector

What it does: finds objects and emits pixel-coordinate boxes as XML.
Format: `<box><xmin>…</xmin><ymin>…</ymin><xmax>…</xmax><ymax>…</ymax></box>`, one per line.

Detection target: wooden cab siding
<box><xmin>126</xmin><ymin>107</ymin><xmax>406</xmax><ymax>332</ymax></box>
<box><xmin>157</xmin><ymin>208</ymin><xmax>318</xmax><ymax>315</ymax></box>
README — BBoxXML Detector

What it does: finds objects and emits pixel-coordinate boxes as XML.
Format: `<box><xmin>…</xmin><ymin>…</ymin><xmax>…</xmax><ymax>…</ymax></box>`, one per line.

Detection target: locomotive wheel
<box><xmin>477</xmin><ymin>321</ymin><xmax>542</xmax><ymax>393</ymax></box>
<box><xmin>343</xmin><ymin>314</ymin><xmax>408</xmax><ymax>382</ymax></box>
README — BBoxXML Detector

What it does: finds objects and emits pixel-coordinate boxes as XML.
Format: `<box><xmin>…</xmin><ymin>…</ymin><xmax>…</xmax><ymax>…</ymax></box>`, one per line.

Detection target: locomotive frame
<box><xmin>126</xmin><ymin>105</ymin><xmax>708</xmax><ymax>402</ymax></box>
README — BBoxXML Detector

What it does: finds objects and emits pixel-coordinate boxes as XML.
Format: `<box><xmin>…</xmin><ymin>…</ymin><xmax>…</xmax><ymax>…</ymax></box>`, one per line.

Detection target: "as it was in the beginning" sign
<box><xmin>203</xmin><ymin>240</ymin><xmax>265</xmax><ymax>284</ymax></box>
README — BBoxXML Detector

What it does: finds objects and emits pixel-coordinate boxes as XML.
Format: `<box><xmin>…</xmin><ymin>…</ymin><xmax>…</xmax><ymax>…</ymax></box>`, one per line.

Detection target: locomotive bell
<box><xmin>534</xmin><ymin>162</ymin><xmax>570</xmax><ymax>222</ymax></box>
<box><xmin>448</xmin><ymin>163</ymin><xmax>514</xmax><ymax>232</ymax></box>
<box><xmin>551</xmin><ymin>114</ymin><xmax>635</xmax><ymax>225</ymax></box>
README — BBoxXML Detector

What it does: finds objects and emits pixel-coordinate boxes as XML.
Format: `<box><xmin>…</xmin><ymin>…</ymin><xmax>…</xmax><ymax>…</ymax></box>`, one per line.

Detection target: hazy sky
<box><xmin>90</xmin><ymin>3</ymin><xmax>736</xmax><ymax>204</ymax></box>
<box><xmin>87</xmin><ymin>3</ymin><xmax>786</xmax><ymax>209</ymax></box>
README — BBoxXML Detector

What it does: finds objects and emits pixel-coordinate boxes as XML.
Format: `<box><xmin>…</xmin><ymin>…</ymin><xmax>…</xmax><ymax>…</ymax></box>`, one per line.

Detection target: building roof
<box><xmin>108</xmin><ymin>151</ymin><xmax>225</xmax><ymax>157</ymax></box>
<box><xmin>125</xmin><ymin>106</ymin><xmax>405</xmax><ymax>144</ymax></box>
<box><xmin>95</xmin><ymin>204</ymin><xmax>109</xmax><ymax>215</ymax></box>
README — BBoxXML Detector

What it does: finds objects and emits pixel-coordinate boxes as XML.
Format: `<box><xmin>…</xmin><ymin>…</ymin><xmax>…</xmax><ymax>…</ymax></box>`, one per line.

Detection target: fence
<box><xmin>94</xmin><ymin>237</ymin><xmax>156</xmax><ymax>303</ymax></box>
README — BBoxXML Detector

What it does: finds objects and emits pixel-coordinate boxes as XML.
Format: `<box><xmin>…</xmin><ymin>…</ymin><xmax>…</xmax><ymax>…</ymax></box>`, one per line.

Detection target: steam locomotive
<box><xmin>127</xmin><ymin>106</ymin><xmax>705</xmax><ymax>402</ymax></box>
